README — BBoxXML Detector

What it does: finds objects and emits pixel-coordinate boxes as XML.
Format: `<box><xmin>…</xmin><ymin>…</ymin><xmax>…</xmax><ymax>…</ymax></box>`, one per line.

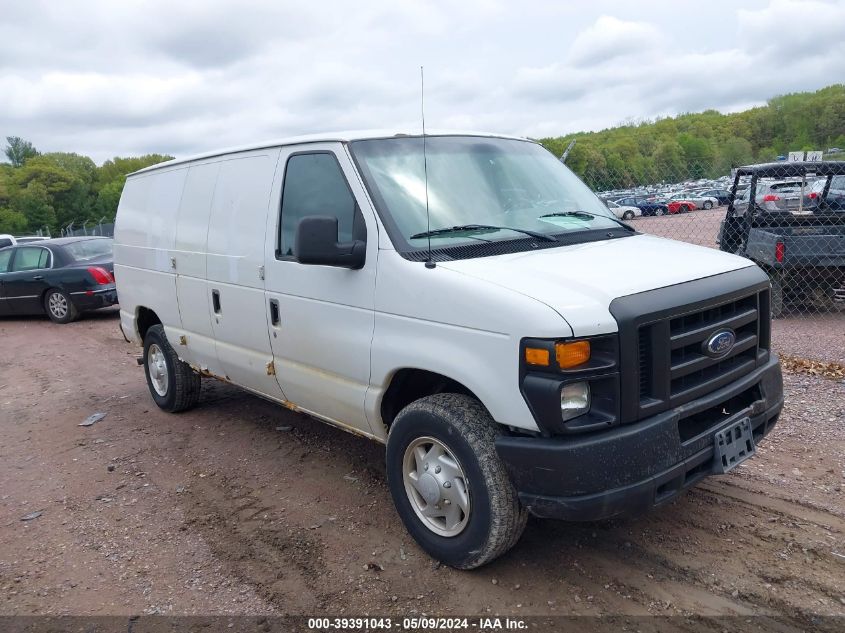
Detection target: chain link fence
<box><xmin>59</xmin><ymin>220</ymin><xmax>115</xmax><ymax>238</ymax></box>
<box><xmin>587</xmin><ymin>158</ymin><xmax>845</xmax><ymax>318</ymax></box>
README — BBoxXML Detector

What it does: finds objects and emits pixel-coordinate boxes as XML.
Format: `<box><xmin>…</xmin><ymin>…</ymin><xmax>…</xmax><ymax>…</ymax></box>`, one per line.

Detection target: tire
<box><xmin>703</xmin><ymin>201</ymin><xmax>713</xmax><ymax>210</ymax></box>
<box><xmin>622</xmin><ymin>211</ymin><xmax>634</xmax><ymax>220</ymax></box>
<box><xmin>681</xmin><ymin>205</ymin><xmax>692</xmax><ymax>213</ymax></box>
<box><xmin>143</xmin><ymin>324</ymin><xmax>201</xmax><ymax>412</ymax></box>
<box><xmin>654</xmin><ymin>208</ymin><xmax>666</xmax><ymax>216</ymax></box>
<box><xmin>386</xmin><ymin>393</ymin><xmax>528</xmax><ymax>569</ymax></box>
<box><xmin>44</xmin><ymin>288</ymin><xmax>79</xmax><ymax>324</ymax></box>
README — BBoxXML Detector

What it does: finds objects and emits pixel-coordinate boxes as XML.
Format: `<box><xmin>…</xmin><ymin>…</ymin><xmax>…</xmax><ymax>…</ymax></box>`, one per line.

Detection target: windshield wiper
<box><xmin>538</xmin><ymin>210</ymin><xmax>597</xmax><ymax>220</ymax></box>
<box><xmin>410</xmin><ymin>224</ymin><xmax>558</xmax><ymax>242</ymax></box>
<box><xmin>540</xmin><ymin>210</ymin><xmax>635</xmax><ymax>232</ymax></box>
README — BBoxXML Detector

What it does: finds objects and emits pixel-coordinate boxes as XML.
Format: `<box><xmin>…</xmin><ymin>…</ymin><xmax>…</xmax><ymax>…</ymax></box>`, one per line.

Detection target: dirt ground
<box><xmin>0</xmin><ymin>308</ymin><xmax>843</xmax><ymax>626</ymax></box>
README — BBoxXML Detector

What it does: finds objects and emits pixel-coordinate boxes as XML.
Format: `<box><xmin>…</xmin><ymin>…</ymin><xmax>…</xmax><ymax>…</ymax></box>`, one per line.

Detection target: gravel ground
<box><xmin>0</xmin><ymin>312</ymin><xmax>843</xmax><ymax>627</ymax></box>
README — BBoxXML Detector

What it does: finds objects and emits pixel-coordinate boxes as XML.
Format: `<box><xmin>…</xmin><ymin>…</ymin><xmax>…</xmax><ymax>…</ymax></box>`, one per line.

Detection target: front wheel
<box><xmin>386</xmin><ymin>393</ymin><xmax>527</xmax><ymax>569</ymax></box>
<box><xmin>622</xmin><ymin>211</ymin><xmax>635</xmax><ymax>220</ymax></box>
<box><xmin>143</xmin><ymin>324</ymin><xmax>201</xmax><ymax>412</ymax></box>
<box><xmin>44</xmin><ymin>289</ymin><xmax>79</xmax><ymax>324</ymax></box>
<box><xmin>703</xmin><ymin>201</ymin><xmax>713</xmax><ymax>210</ymax></box>
<box><xmin>654</xmin><ymin>208</ymin><xmax>666</xmax><ymax>216</ymax></box>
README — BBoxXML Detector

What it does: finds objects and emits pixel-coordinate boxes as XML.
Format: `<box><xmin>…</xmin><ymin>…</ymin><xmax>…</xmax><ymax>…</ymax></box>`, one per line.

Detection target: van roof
<box><xmin>129</xmin><ymin>129</ymin><xmax>532</xmax><ymax>176</ymax></box>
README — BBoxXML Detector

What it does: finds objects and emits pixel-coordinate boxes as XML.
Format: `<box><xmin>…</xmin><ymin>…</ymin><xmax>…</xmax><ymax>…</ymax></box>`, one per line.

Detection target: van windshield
<box><xmin>349</xmin><ymin>136</ymin><xmax>620</xmax><ymax>252</ymax></box>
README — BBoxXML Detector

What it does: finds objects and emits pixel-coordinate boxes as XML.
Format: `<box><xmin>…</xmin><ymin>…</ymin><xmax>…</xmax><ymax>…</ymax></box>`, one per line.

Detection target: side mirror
<box><xmin>294</xmin><ymin>216</ymin><xmax>366</xmax><ymax>269</ymax></box>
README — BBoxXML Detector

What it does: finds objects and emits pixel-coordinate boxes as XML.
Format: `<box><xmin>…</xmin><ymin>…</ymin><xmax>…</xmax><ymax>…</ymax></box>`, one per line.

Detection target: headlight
<box><xmin>560</xmin><ymin>382</ymin><xmax>590</xmax><ymax>422</ymax></box>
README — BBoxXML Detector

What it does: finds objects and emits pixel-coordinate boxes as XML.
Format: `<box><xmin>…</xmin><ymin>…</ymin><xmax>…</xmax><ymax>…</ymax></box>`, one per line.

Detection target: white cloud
<box><xmin>0</xmin><ymin>0</ymin><xmax>843</xmax><ymax>162</ymax></box>
<box><xmin>567</xmin><ymin>15</ymin><xmax>660</xmax><ymax>66</ymax></box>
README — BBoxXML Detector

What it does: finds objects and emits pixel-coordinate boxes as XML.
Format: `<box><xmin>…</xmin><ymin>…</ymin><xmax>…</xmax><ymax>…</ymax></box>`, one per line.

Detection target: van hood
<box><xmin>437</xmin><ymin>234</ymin><xmax>756</xmax><ymax>336</ymax></box>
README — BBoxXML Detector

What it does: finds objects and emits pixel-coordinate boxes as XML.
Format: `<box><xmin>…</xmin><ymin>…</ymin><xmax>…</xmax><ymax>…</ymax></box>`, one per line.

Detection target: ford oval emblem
<box><xmin>703</xmin><ymin>329</ymin><xmax>736</xmax><ymax>359</ymax></box>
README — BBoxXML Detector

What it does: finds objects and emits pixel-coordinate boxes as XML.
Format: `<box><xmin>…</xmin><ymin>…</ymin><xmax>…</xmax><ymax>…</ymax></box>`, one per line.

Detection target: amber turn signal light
<box><xmin>524</xmin><ymin>347</ymin><xmax>550</xmax><ymax>366</ymax></box>
<box><xmin>555</xmin><ymin>340</ymin><xmax>590</xmax><ymax>368</ymax></box>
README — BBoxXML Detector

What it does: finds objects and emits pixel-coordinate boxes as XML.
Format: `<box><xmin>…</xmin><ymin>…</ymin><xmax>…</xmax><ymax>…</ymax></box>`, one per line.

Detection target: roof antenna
<box><xmin>421</xmin><ymin>66</ymin><xmax>435</xmax><ymax>269</ymax></box>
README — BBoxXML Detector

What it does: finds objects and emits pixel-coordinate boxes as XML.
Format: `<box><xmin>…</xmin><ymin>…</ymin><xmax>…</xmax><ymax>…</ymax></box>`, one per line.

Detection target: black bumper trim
<box><xmin>72</xmin><ymin>289</ymin><xmax>118</xmax><ymax>311</ymax></box>
<box><xmin>496</xmin><ymin>355</ymin><xmax>783</xmax><ymax>521</ymax></box>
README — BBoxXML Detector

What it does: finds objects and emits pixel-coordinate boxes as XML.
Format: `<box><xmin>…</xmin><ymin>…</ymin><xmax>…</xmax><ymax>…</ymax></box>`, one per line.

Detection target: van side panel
<box><xmin>172</xmin><ymin>162</ymin><xmax>221</xmax><ymax>372</ymax></box>
<box><xmin>114</xmin><ymin>168</ymin><xmax>187</xmax><ymax>343</ymax></box>
<box><xmin>367</xmin><ymin>250</ymin><xmax>572</xmax><ymax>435</ymax></box>
<box><xmin>205</xmin><ymin>150</ymin><xmax>286</xmax><ymax>399</ymax></box>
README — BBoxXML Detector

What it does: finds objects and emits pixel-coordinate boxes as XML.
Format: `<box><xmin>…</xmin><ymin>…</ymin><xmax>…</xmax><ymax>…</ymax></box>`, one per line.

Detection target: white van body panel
<box><xmin>264</xmin><ymin>143</ymin><xmax>378</xmax><ymax>437</ymax></box>
<box><xmin>438</xmin><ymin>235</ymin><xmax>756</xmax><ymax>337</ymax></box>
<box><xmin>203</xmin><ymin>149</ymin><xmax>285</xmax><ymax>400</ymax></box>
<box><xmin>114</xmin><ymin>167</ymin><xmax>187</xmax><ymax>342</ymax></box>
<box><xmin>172</xmin><ymin>161</ymin><xmax>220</xmax><ymax>373</ymax></box>
<box><xmin>366</xmin><ymin>249</ymin><xmax>572</xmax><ymax>437</ymax></box>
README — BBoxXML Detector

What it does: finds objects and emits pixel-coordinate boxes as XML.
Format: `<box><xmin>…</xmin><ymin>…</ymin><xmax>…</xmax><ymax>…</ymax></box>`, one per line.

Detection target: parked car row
<box><xmin>597</xmin><ymin>174</ymin><xmax>734</xmax><ymax>208</ymax></box>
<box><xmin>604</xmin><ymin>200</ymin><xmax>641</xmax><ymax>219</ymax></box>
<box><xmin>605</xmin><ymin>187</ymin><xmax>730</xmax><ymax>218</ymax></box>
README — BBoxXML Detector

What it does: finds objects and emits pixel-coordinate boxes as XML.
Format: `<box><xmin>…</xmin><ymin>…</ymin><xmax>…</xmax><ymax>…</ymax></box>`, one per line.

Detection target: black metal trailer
<box><xmin>719</xmin><ymin>161</ymin><xmax>845</xmax><ymax>316</ymax></box>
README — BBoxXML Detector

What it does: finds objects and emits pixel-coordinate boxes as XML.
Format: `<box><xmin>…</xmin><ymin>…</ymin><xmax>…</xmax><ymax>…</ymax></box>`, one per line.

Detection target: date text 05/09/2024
<box><xmin>307</xmin><ymin>617</ymin><xmax>528</xmax><ymax>630</ymax></box>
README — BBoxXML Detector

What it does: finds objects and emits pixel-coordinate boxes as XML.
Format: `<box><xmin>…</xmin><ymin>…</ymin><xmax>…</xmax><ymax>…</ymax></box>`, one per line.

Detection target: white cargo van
<box><xmin>114</xmin><ymin>131</ymin><xmax>783</xmax><ymax>568</ymax></box>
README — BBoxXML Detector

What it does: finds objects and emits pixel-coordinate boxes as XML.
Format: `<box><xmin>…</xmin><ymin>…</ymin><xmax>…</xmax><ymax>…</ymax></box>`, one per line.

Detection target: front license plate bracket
<box><xmin>714</xmin><ymin>417</ymin><xmax>756</xmax><ymax>473</ymax></box>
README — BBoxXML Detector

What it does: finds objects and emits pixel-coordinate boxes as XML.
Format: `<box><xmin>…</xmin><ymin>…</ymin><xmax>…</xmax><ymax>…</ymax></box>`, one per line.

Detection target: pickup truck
<box><xmin>719</xmin><ymin>161</ymin><xmax>845</xmax><ymax>316</ymax></box>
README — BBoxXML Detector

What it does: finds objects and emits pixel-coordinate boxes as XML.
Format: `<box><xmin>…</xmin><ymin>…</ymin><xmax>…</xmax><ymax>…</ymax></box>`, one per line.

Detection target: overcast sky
<box><xmin>1</xmin><ymin>0</ymin><xmax>843</xmax><ymax>164</ymax></box>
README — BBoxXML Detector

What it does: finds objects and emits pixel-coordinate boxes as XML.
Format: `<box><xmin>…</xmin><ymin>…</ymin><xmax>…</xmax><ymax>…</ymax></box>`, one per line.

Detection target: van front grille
<box><xmin>636</xmin><ymin>289</ymin><xmax>770</xmax><ymax>417</ymax></box>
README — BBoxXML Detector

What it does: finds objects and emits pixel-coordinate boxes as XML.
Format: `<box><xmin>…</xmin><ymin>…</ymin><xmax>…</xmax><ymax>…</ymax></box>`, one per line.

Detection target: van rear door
<box><xmin>173</xmin><ymin>161</ymin><xmax>224</xmax><ymax>376</ymax></box>
<box><xmin>205</xmin><ymin>149</ymin><xmax>287</xmax><ymax>400</ymax></box>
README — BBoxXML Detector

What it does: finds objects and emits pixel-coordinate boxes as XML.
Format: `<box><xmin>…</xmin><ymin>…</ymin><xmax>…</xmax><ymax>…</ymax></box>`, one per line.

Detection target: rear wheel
<box><xmin>44</xmin><ymin>289</ymin><xmax>78</xmax><ymax>324</ymax></box>
<box><xmin>681</xmin><ymin>204</ymin><xmax>692</xmax><ymax>213</ymax></box>
<box><xmin>703</xmin><ymin>201</ymin><xmax>713</xmax><ymax>210</ymax></box>
<box><xmin>143</xmin><ymin>324</ymin><xmax>201</xmax><ymax>412</ymax></box>
<box><xmin>386</xmin><ymin>393</ymin><xmax>527</xmax><ymax>569</ymax></box>
<box><xmin>654</xmin><ymin>207</ymin><xmax>666</xmax><ymax>216</ymax></box>
<box><xmin>622</xmin><ymin>210</ymin><xmax>635</xmax><ymax>220</ymax></box>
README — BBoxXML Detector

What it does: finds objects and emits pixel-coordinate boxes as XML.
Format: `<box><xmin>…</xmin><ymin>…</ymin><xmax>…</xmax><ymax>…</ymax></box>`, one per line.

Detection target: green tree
<box><xmin>716</xmin><ymin>138</ymin><xmax>754</xmax><ymax>173</ymax></box>
<box><xmin>11</xmin><ymin>181</ymin><xmax>57</xmax><ymax>231</ymax></box>
<box><xmin>4</xmin><ymin>136</ymin><xmax>39</xmax><ymax>167</ymax></box>
<box><xmin>677</xmin><ymin>134</ymin><xmax>714</xmax><ymax>178</ymax></box>
<box><xmin>651</xmin><ymin>140</ymin><xmax>686</xmax><ymax>182</ymax></box>
<box><xmin>540</xmin><ymin>84</ymin><xmax>845</xmax><ymax>189</ymax></box>
<box><xmin>96</xmin><ymin>154</ymin><xmax>173</xmax><ymax>186</ymax></box>
<box><xmin>0</xmin><ymin>208</ymin><xmax>28</xmax><ymax>234</ymax></box>
<box><xmin>93</xmin><ymin>180</ymin><xmax>124</xmax><ymax>218</ymax></box>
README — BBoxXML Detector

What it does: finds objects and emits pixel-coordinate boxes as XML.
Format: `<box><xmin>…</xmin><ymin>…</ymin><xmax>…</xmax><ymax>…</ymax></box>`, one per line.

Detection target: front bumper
<box><xmin>496</xmin><ymin>354</ymin><xmax>783</xmax><ymax>521</ymax></box>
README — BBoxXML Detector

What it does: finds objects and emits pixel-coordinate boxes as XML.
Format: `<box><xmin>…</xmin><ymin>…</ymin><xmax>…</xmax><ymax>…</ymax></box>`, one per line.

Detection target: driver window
<box><xmin>279</xmin><ymin>153</ymin><xmax>358</xmax><ymax>258</ymax></box>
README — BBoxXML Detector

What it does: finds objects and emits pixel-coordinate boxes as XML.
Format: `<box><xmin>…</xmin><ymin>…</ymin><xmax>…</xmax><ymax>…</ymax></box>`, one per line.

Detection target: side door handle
<box><xmin>211</xmin><ymin>289</ymin><xmax>221</xmax><ymax>314</ymax></box>
<box><xmin>269</xmin><ymin>299</ymin><xmax>280</xmax><ymax>326</ymax></box>
<box><xmin>32</xmin><ymin>275</ymin><xmax>44</xmax><ymax>281</ymax></box>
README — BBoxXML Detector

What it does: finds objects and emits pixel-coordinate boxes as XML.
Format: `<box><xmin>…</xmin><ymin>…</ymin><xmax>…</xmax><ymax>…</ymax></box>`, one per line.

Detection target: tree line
<box><xmin>2</xmin><ymin>84</ymin><xmax>844</xmax><ymax>234</ymax></box>
<box><xmin>539</xmin><ymin>84</ymin><xmax>845</xmax><ymax>191</ymax></box>
<box><xmin>0</xmin><ymin>138</ymin><xmax>171</xmax><ymax>235</ymax></box>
